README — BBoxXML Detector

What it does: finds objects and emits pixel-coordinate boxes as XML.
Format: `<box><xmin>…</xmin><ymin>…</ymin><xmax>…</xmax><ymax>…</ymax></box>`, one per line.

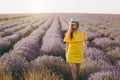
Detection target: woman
<box><xmin>64</xmin><ymin>18</ymin><xmax>87</xmax><ymax>80</ymax></box>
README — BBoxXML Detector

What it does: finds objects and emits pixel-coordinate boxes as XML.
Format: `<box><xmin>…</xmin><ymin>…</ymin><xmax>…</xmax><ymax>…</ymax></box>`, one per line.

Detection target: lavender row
<box><xmin>0</xmin><ymin>15</ymin><xmax>36</xmax><ymax>30</ymax></box>
<box><xmin>59</xmin><ymin>17</ymin><xmax>69</xmax><ymax>34</ymax></box>
<box><xmin>0</xmin><ymin>16</ymin><xmax>53</xmax><ymax>80</ymax></box>
<box><xmin>0</xmin><ymin>14</ymin><xmax>33</xmax><ymax>19</ymax></box>
<box><xmin>0</xmin><ymin>19</ymin><xmax>37</xmax><ymax>37</ymax></box>
<box><xmin>1</xmin><ymin>17</ymin><xmax>53</xmax><ymax>61</ymax></box>
<box><xmin>0</xmin><ymin>16</ymin><xmax>49</xmax><ymax>55</ymax></box>
<box><xmin>79</xmin><ymin>47</ymin><xmax>120</xmax><ymax>79</ymax></box>
<box><xmin>40</xmin><ymin>17</ymin><xmax>65</xmax><ymax>57</ymax></box>
<box><xmin>0</xmin><ymin>15</ymin><xmax>46</xmax><ymax>37</ymax></box>
<box><xmin>23</xmin><ymin>55</ymin><xmax>72</xmax><ymax>80</ymax></box>
<box><xmin>88</xmin><ymin>66</ymin><xmax>120</xmax><ymax>80</ymax></box>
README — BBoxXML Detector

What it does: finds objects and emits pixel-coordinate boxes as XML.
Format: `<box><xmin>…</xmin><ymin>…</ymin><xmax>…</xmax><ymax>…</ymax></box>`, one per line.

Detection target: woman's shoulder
<box><xmin>74</xmin><ymin>29</ymin><xmax>86</xmax><ymax>33</ymax></box>
<box><xmin>75</xmin><ymin>27</ymin><xmax>86</xmax><ymax>32</ymax></box>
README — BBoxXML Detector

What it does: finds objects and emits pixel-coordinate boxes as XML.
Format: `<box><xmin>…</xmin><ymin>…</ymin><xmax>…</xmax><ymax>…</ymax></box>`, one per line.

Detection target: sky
<box><xmin>0</xmin><ymin>0</ymin><xmax>120</xmax><ymax>14</ymax></box>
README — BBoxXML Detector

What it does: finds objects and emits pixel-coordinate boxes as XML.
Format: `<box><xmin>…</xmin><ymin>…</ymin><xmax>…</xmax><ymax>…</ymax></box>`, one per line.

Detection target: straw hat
<box><xmin>70</xmin><ymin>18</ymin><xmax>79</xmax><ymax>24</ymax></box>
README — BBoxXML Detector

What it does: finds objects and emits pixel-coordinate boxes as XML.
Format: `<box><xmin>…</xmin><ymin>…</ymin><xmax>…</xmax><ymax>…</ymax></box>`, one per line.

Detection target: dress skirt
<box><xmin>66</xmin><ymin>41</ymin><xmax>85</xmax><ymax>63</ymax></box>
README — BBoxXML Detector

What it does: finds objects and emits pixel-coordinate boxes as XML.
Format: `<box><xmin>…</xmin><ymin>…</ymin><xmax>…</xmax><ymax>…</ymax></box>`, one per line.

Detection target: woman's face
<box><xmin>71</xmin><ymin>23</ymin><xmax>78</xmax><ymax>29</ymax></box>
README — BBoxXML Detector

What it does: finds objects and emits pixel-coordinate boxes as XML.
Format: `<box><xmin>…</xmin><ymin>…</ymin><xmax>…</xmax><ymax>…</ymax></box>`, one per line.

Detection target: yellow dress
<box><xmin>63</xmin><ymin>31</ymin><xmax>87</xmax><ymax>63</ymax></box>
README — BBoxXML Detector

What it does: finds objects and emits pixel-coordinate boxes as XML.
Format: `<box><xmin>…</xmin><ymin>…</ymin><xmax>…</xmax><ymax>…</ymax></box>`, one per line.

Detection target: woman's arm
<box><xmin>66</xmin><ymin>42</ymin><xmax>69</xmax><ymax>52</ymax></box>
<box><xmin>65</xmin><ymin>42</ymin><xmax>69</xmax><ymax>57</ymax></box>
<box><xmin>84</xmin><ymin>40</ymin><xmax>87</xmax><ymax>48</ymax></box>
<box><xmin>84</xmin><ymin>32</ymin><xmax>87</xmax><ymax>48</ymax></box>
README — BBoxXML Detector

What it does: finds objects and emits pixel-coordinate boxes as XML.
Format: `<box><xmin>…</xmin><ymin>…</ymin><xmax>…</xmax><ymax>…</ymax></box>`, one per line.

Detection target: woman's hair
<box><xmin>67</xmin><ymin>20</ymin><xmax>79</xmax><ymax>40</ymax></box>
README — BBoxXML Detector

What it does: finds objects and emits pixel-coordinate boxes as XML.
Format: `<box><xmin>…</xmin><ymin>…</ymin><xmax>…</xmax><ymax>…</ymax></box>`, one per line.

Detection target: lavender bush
<box><xmin>0</xmin><ymin>53</ymin><xmax>26</xmax><ymax>80</ymax></box>
<box><xmin>85</xmin><ymin>47</ymin><xmax>110</xmax><ymax>63</ymax></box>
<box><xmin>79</xmin><ymin>58</ymin><xmax>111</xmax><ymax>80</ymax></box>
<box><xmin>116</xmin><ymin>60</ymin><xmax>120</xmax><ymax>69</ymax></box>
<box><xmin>88</xmin><ymin>66</ymin><xmax>120</xmax><ymax>80</ymax></box>
<box><xmin>87</xmin><ymin>31</ymin><xmax>101</xmax><ymax>42</ymax></box>
<box><xmin>0</xmin><ymin>16</ymin><xmax>48</xmax><ymax>55</ymax></box>
<box><xmin>10</xmin><ymin>18</ymin><xmax>52</xmax><ymax>61</ymax></box>
<box><xmin>115</xmin><ymin>35</ymin><xmax>120</xmax><ymax>45</ymax></box>
<box><xmin>104</xmin><ymin>27</ymin><xmax>120</xmax><ymax>37</ymax></box>
<box><xmin>0</xmin><ymin>15</ymin><xmax>43</xmax><ymax>36</ymax></box>
<box><xmin>106</xmin><ymin>47</ymin><xmax>120</xmax><ymax>64</ymax></box>
<box><xmin>92</xmin><ymin>37</ymin><xmax>117</xmax><ymax>51</ymax></box>
<box><xmin>109</xmin><ymin>29</ymin><xmax>120</xmax><ymax>39</ymax></box>
<box><xmin>40</xmin><ymin>18</ymin><xmax>65</xmax><ymax>58</ymax></box>
<box><xmin>87</xmin><ymin>26</ymin><xmax>98</xmax><ymax>32</ymax></box>
<box><xmin>0</xmin><ymin>61</ymin><xmax>12</xmax><ymax>80</ymax></box>
<box><xmin>96</xmin><ymin>29</ymin><xmax>106</xmax><ymax>37</ymax></box>
<box><xmin>59</xmin><ymin>17</ymin><xmax>68</xmax><ymax>36</ymax></box>
<box><xmin>23</xmin><ymin>55</ymin><xmax>72</xmax><ymax>80</ymax></box>
<box><xmin>0</xmin><ymin>20</ymin><xmax>19</xmax><ymax>31</ymax></box>
<box><xmin>0</xmin><ymin>16</ymin><xmax>52</xmax><ymax>80</ymax></box>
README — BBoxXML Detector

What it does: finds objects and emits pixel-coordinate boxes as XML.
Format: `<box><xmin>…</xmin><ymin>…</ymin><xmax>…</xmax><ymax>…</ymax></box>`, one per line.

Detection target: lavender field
<box><xmin>0</xmin><ymin>13</ymin><xmax>120</xmax><ymax>80</ymax></box>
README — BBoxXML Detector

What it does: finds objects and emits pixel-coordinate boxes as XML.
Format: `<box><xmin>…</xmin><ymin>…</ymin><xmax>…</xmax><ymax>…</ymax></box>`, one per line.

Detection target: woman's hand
<box><xmin>84</xmin><ymin>41</ymin><xmax>87</xmax><ymax>49</ymax></box>
<box><xmin>83</xmin><ymin>42</ymin><xmax>86</xmax><ymax>47</ymax></box>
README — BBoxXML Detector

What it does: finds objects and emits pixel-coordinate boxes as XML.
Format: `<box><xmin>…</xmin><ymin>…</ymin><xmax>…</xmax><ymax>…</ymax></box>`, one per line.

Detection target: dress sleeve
<box><xmin>64</xmin><ymin>32</ymin><xmax>71</xmax><ymax>42</ymax></box>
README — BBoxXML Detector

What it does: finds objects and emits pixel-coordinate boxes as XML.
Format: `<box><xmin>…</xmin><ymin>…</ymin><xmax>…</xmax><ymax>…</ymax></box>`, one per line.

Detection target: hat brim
<box><xmin>71</xmin><ymin>23</ymin><xmax>77</xmax><ymax>24</ymax></box>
